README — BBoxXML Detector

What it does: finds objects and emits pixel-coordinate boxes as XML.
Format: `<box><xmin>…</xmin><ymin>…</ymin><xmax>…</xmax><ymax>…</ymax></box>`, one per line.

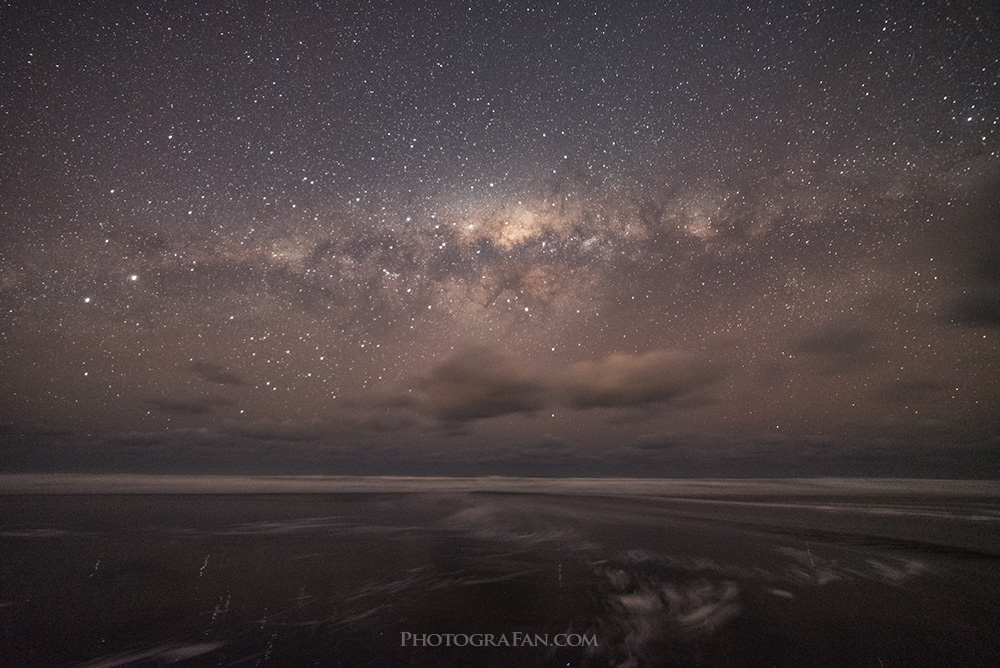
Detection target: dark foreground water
<box><xmin>1</xmin><ymin>479</ymin><xmax>998</xmax><ymax>667</ymax></box>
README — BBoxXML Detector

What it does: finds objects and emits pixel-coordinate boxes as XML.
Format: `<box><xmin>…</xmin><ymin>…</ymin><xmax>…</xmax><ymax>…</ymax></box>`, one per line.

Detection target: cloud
<box><xmin>338</xmin><ymin>402</ymin><xmax>418</xmax><ymax>433</ymax></box>
<box><xmin>145</xmin><ymin>396</ymin><xmax>234</xmax><ymax>416</ymax></box>
<box><xmin>558</xmin><ymin>350</ymin><xmax>722</xmax><ymax>409</ymax></box>
<box><xmin>0</xmin><ymin>423</ymin><xmax>77</xmax><ymax>439</ymax></box>
<box><xmin>407</xmin><ymin>347</ymin><xmax>723</xmax><ymax>422</ymax></box>
<box><xmin>871</xmin><ymin>379</ymin><xmax>946</xmax><ymax>403</ymax></box>
<box><xmin>189</xmin><ymin>360</ymin><xmax>247</xmax><ymax>386</ymax></box>
<box><xmin>106</xmin><ymin>431</ymin><xmax>171</xmax><ymax>447</ymax></box>
<box><xmin>944</xmin><ymin>290</ymin><xmax>1000</xmax><ymax>327</ymax></box>
<box><xmin>533</xmin><ymin>434</ymin><xmax>569</xmax><ymax>450</ymax></box>
<box><xmin>633</xmin><ymin>434</ymin><xmax>684</xmax><ymax>450</ymax></box>
<box><xmin>793</xmin><ymin>323</ymin><xmax>876</xmax><ymax>355</ymax></box>
<box><xmin>970</xmin><ymin>248</ymin><xmax>1000</xmax><ymax>283</ymax></box>
<box><xmin>790</xmin><ymin>322</ymin><xmax>878</xmax><ymax>374</ymax></box>
<box><xmin>411</xmin><ymin>346</ymin><xmax>545</xmax><ymax>422</ymax></box>
<box><xmin>221</xmin><ymin>419</ymin><xmax>325</xmax><ymax>442</ymax></box>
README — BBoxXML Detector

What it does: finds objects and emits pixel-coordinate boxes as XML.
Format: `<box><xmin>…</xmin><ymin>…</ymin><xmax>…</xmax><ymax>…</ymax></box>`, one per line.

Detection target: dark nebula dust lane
<box><xmin>1</xmin><ymin>0</ymin><xmax>998</xmax><ymax>475</ymax></box>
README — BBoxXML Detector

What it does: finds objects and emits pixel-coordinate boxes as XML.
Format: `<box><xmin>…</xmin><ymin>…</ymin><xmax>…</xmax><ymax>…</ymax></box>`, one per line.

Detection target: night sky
<box><xmin>2</xmin><ymin>0</ymin><xmax>998</xmax><ymax>477</ymax></box>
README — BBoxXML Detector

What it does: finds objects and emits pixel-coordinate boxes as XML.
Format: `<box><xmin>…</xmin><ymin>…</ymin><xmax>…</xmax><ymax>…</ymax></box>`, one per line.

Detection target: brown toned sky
<box><xmin>2</xmin><ymin>0</ymin><xmax>998</xmax><ymax>476</ymax></box>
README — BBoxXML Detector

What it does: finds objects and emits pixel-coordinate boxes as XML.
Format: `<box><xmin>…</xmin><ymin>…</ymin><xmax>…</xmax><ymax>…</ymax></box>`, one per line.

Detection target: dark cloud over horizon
<box><xmin>409</xmin><ymin>347</ymin><xmax>545</xmax><ymax>422</ymax></box>
<box><xmin>144</xmin><ymin>396</ymin><xmax>235</xmax><ymax>417</ymax></box>
<box><xmin>190</xmin><ymin>361</ymin><xmax>248</xmax><ymax>387</ymax></box>
<box><xmin>560</xmin><ymin>350</ymin><xmax>724</xmax><ymax>409</ymax></box>
<box><xmin>404</xmin><ymin>346</ymin><xmax>724</xmax><ymax>423</ymax></box>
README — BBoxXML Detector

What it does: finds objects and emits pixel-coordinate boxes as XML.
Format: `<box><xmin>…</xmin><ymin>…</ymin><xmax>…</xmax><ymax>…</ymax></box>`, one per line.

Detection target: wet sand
<box><xmin>1</xmin><ymin>482</ymin><xmax>997</xmax><ymax>666</ymax></box>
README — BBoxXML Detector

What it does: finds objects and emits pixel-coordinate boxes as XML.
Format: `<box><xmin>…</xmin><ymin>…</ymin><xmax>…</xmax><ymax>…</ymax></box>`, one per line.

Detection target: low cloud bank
<box><xmin>408</xmin><ymin>346</ymin><xmax>724</xmax><ymax>423</ymax></box>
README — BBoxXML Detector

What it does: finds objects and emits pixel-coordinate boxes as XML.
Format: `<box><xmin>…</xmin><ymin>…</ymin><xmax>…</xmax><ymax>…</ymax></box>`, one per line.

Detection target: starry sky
<box><xmin>2</xmin><ymin>0</ymin><xmax>998</xmax><ymax>477</ymax></box>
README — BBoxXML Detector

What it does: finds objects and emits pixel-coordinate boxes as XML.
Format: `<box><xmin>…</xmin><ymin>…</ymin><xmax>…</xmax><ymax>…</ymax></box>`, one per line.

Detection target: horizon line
<box><xmin>1</xmin><ymin>473</ymin><xmax>996</xmax><ymax>496</ymax></box>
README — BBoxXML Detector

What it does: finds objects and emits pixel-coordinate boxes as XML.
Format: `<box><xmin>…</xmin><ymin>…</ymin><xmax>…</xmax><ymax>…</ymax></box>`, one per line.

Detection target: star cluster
<box><xmin>1</xmin><ymin>0</ymin><xmax>998</xmax><ymax>476</ymax></box>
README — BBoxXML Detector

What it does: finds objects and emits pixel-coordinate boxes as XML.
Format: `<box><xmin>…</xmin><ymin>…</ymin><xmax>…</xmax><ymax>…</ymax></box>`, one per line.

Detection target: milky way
<box><xmin>2</xmin><ymin>0</ymin><xmax>998</xmax><ymax>476</ymax></box>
